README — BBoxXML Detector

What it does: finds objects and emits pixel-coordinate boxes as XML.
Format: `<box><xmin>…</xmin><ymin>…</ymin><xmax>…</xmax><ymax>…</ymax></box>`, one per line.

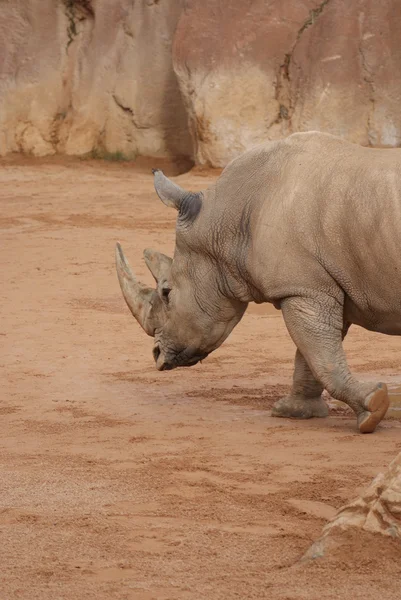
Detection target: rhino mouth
<box><xmin>153</xmin><ymin>345</ymin><xmax>208</xmax><ymax>371</ymax></box>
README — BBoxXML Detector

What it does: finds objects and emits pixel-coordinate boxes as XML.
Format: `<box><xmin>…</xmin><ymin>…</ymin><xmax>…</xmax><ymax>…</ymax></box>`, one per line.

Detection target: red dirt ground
<box><xmin>2</xmin><ymin>157</ymin><xmax>401</xmax><ymax>600</ymax></box>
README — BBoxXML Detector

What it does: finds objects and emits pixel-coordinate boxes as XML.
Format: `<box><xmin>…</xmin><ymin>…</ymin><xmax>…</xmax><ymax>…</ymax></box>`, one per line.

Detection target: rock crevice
<box><xmin>276</xmin><ymin>0</ymin><xmax>332</xmax><ymax>125</ymax></box>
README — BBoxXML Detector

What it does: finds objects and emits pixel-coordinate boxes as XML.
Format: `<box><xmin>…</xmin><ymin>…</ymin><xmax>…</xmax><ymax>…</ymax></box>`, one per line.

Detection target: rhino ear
<box><xmin>143</xmin><ymin>248</ymin><xmax>172</xmax><ymax>284</ymax></box>
<box><xmin>152</xmin><ymin>169</ymin><xmax>202</xmax><ymax>222</ymax></box>
<box><xmin>152</xmin><ymin>169</ymin><xmax>189</xmax><ymax>210</ymax></box>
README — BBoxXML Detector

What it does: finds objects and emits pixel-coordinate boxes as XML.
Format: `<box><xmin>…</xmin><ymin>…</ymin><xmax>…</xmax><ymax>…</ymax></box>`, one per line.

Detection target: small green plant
<box><xmin>79</xmin><ymin>149</ymin><xmax>135</xmax><ymax>162</ymax></box>
<box><xmin>103</xmin><ymin>151</ymin><xmax>129</xmax><ymax>162</ymax></box>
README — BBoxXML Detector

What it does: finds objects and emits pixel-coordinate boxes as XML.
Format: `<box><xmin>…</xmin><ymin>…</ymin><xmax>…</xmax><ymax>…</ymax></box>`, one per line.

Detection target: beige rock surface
<box><xmin>0</xmin><ymin>0</ymin><xmax>68</xmax><ymax>156</ymax></box>
<box><xmin>173</xmin><ymin>0</ymin><xmax>401</xmax><ymax>165</ymax></box>
<box><xmin>289</xmin><ymin>0</ymin><xmax>401</xmax><ymax>147</ymax></box>
<box><xmin>173</xmin><ymin>0</ymin><xmax>322</xmax><ymax>166</ymax></box>
<box><xmin>0</xmin><ymin>0</ymin><xmax>192</xmax><ymax>160</ymax></box>
<box><xmin>303</xmin><ymin>451</ymin><xmax>401</xmax><ymax>560</ymax></box>
<box><xmin>1</xmin><ymin>0</ymin><xmax>401</xmax><ymax>164</ymax></box>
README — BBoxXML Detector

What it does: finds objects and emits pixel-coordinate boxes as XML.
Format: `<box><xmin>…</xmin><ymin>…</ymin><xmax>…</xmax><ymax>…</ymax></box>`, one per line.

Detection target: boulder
<box><xmin>289</xmin><ymin>0</ymin><xmax>401</xmax><ymax>147</ymax></box>
<box><xmin>173</xmin><ymin>0</ymin><xmax>401</xmax><ymax>166</ymax></box>
<box><xmin>303</xmin><ymin>451</ymin><xmax>401</xmax><ymax>561</ymax></box>
<box><xmin>0</xmin><ymin>0</ymin><xmax>192</xmax><ymax>160</ymax></box>
<box><xmin>0</xmin><ymin>0</ymin><xmax>69</xmax><ymax>156</ymax></box>
<box><xmin>173</xmin><ymin>0</ymin><xmax>322</xmax><ymax>167</ymax></box>
<box><xmin>58</xmin><ymin>0</ymin><xmax>192</xmax><ymax>159</ymax></box>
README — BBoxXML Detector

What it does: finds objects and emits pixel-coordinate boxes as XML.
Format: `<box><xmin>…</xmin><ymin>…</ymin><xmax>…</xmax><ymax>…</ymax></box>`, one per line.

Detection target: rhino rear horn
<box><xmin>115</xmin><ymin>242</ymin><xmax>162</xmax><ymax>337</ymax></box>
<box><xmin>152</xmin><ymin>169</ymin><xmax>189</xmax><ymax>210</ymax></box>
<box><xmin>143</xmin><ymin>249</ymin><xmax>172</xmax><ymax>285</ymax></box>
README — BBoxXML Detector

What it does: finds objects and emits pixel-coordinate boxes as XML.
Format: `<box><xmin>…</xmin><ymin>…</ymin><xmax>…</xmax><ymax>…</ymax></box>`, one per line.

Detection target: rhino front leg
<box><xmin>272</xmin><ymin>323</ymin><xmax>350</xmax><ymax>419</ymax></box>
<box><xmin>272</xmin><ymin>349</ymin><xmax>328</xmax><ymax>419</ymax></box>
<box><xmin>280</xmin><ymin>296</ymin><xmax>389</xmax><ymax>433</ymax></box>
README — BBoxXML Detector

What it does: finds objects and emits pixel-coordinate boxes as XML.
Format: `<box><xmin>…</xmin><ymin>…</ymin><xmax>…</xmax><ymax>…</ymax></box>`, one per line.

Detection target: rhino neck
<box><xmin>194</xmin><ymin>191</ymin><xmax>264</xmax><ymax>304</ymax></box>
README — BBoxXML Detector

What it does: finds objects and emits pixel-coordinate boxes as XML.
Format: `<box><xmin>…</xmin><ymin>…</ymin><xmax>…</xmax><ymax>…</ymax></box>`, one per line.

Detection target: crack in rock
<box><xmin>63</xmin><ymin>0</ymin><xmax>94</xmax><ymax>50</ymax></box>
<box><xmin>112</xmin><ymin>95</ymin><xmax>151</xmax><ymax>130</ymax></box>
<box><xmin>113</xmin><ymin>94</ymin><xmax>134</xmax><ymax>117</ymax></box>
<box><xmin>275</xmin><ymin>0</ymin><xmax>332</xmax><ymax>125</ymax></box>
<box><xmin>358</xmin><ymin>41</ymin><xmax>375</xmax><ymax>145</ymax></box>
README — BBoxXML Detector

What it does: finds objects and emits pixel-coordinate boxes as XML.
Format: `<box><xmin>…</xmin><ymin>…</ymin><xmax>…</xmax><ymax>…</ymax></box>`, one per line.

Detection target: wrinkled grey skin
<box><xmin>116</xmin><ymin>131</ymin><xmax>397</xmax><ymax>433</ymax></box>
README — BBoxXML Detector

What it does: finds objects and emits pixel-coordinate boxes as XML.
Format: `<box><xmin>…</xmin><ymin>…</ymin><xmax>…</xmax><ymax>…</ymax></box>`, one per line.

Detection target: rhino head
<box><xmin>115</xmin><ymin>170</ymin><xmax>247</xmax><ymax>370</ymax></box>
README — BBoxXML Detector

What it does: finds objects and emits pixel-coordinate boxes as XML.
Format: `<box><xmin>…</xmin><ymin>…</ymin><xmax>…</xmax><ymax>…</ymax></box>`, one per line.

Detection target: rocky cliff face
<box><xmin>173</xmin><ymin>0</ymin><xmax>401</xmax><ymax>166</ymax></box>
<box><xmin>0</xmin><ymin>0</ymin><xmax>192</xmax><ymax>159</ymax></box>
<box><xmin>1</xmin><ymin>0</ymin><xmax>400</xmax><ymax>166</ymax></box>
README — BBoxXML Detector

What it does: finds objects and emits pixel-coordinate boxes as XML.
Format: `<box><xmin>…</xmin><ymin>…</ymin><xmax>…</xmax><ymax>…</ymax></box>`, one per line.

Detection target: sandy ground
<box><xmin>2</xmin><ymin>156</ymin><xmax>401</xmax><ymax>600</ymax></box>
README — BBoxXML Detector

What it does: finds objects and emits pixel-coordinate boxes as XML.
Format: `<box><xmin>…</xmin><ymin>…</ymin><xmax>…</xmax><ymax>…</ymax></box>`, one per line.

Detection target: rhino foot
<box><xmin>271</xmin><ymin>395</ymin><xmax>329</xmax><ymax>419</ymax></box>
<box><xmin>357</xmin><ymin>383</ymin><xmax>389</xmax><ymax>434</ymax></box>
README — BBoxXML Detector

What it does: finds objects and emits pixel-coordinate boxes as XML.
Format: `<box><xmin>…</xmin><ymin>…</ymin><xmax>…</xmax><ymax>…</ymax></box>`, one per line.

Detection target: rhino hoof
<box><xmin>271</xmin><ymin>395</ymin><xmax>329</xmax><ymax>419</ymax></box>
<box><xmin>357</xmin><ymin>383</ymin><xmax>389</xmax><ymax>433</ymax></box>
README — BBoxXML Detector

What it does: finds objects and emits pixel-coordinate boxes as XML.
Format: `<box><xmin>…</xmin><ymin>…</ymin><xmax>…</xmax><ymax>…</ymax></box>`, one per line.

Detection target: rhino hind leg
<box><xmin>280</xmin><ymin>296</ymin><xmax>389</xmax><ymax>433</ymax></box>
<box><xmin>272</xmin><ymin>349</ymin><xmax>328</xmax><ymax>419</ymax></box>
<box><xmin>357</xmin><ymin>384</ymin><xmax>390</xmax><ymax>433</ymax></box>
<box><xmin>272</xmin><ymin>396</ymin><xmax>328</xmax><ymax>419</ymax></box>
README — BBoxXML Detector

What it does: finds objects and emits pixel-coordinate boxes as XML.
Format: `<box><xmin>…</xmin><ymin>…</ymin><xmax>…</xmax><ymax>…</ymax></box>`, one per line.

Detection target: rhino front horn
<box><xmin>115</xmin><ymin>242</ymin><xmax>162</xmax><ymax>337</ymax></box>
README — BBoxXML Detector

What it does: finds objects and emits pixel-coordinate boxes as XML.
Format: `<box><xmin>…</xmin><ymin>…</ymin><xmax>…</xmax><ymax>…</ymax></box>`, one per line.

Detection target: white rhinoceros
<box><xmin>115</xmin><ymin>131</ymin><xmax>397</xmax><ymax>433</ymax></box>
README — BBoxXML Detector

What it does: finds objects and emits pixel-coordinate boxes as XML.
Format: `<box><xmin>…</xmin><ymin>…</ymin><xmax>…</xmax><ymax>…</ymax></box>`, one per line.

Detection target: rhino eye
<box><xmin>161</xmin><ymin>287</ymin><xmax>171</xmax><ymax>303</ymax></box>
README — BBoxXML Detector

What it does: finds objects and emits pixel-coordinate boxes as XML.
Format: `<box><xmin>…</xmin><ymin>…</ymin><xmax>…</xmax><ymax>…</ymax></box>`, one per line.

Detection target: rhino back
<box><xmin>207</xmin><ymin>132</ymin><xmax>401</xmax><ymax>331</ymax></box>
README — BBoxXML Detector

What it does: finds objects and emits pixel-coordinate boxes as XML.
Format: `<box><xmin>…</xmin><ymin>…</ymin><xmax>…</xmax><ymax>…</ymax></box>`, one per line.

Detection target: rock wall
<box><xmin>1</xmin><ymin>0</ymin><xmax>400</xmax><ymax>165</ymax></box>
<box><xmin>173</xmin><ymin>0</ymin><xmax>401</xmax><ymax>166</ymax></box>
<box><xmin>0</xmin><ymin>0</ymin><xmax>192</xmax><ymax>159</ymax></box>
